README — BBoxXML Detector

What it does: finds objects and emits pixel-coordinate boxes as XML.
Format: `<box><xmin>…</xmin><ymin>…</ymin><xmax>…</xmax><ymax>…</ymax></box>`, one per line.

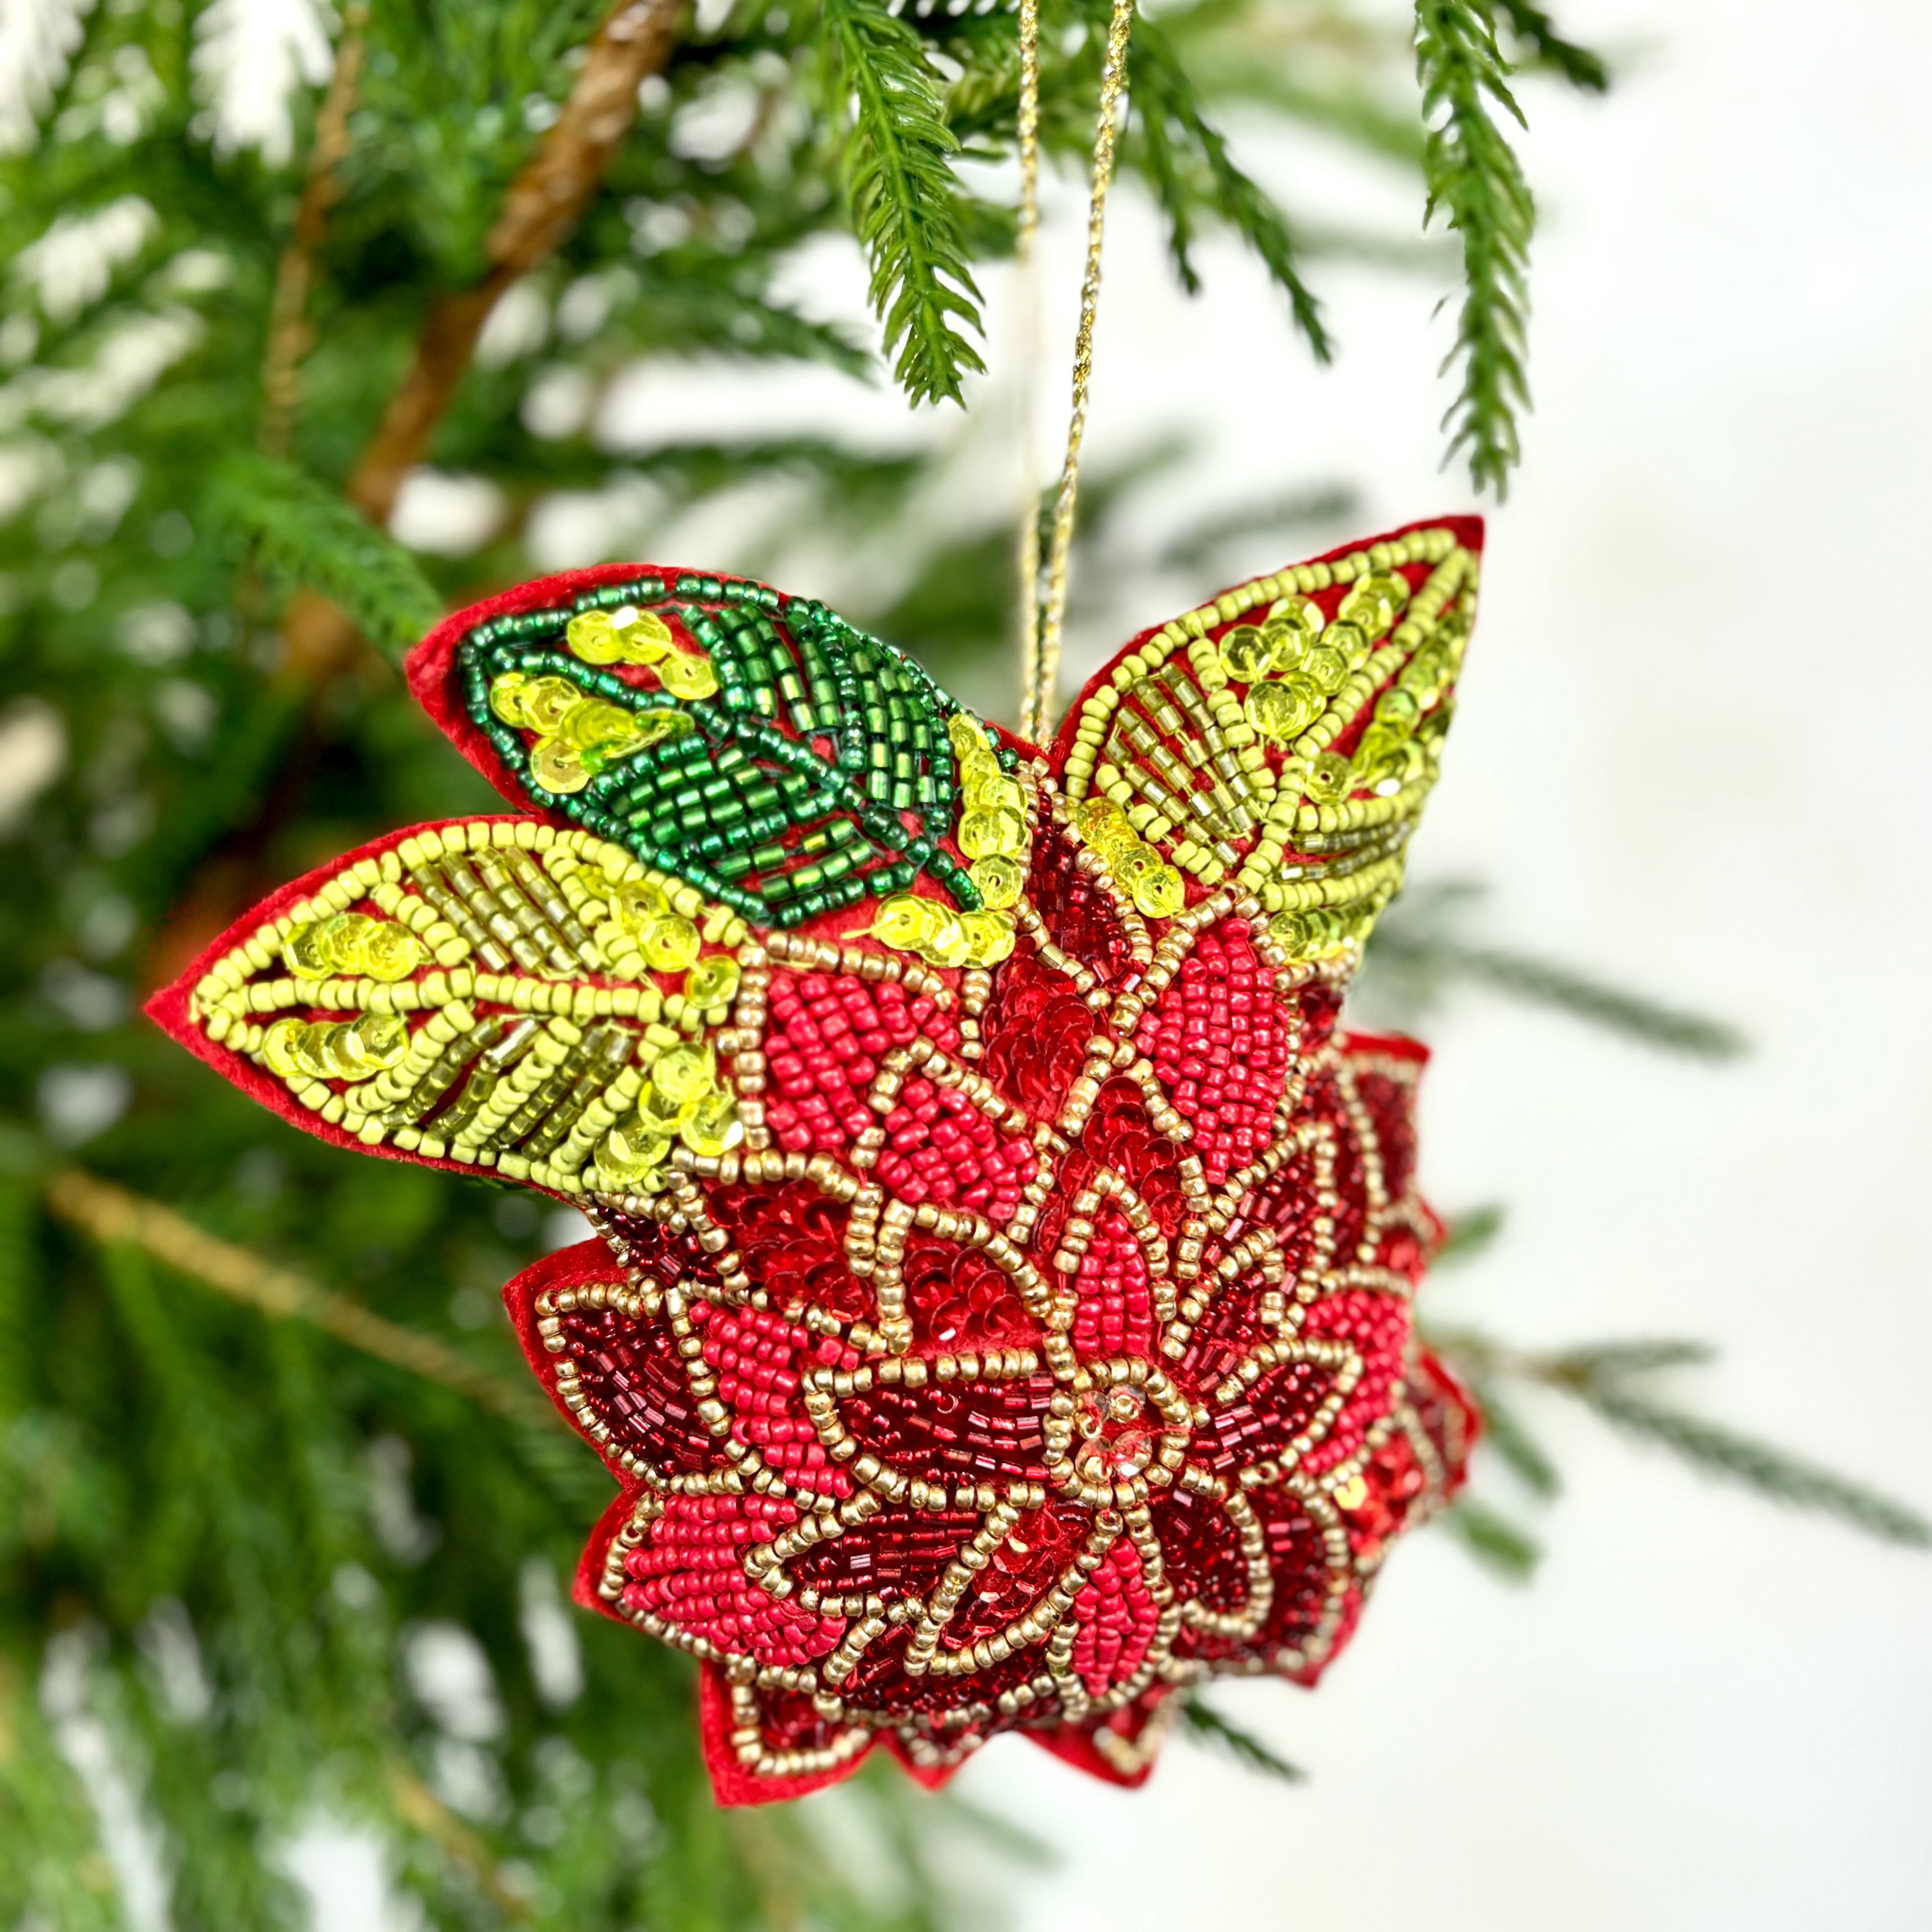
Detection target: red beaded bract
<box><xmin>152</xmin><ymin>517</ymin><xmax>1482</xmax><ymax>1805</ymax></box>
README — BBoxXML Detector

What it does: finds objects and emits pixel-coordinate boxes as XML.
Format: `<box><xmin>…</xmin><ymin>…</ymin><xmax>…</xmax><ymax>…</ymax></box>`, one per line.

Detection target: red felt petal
<box><xmin>1024</xmin><ymin>1693</ymin><xmax>1177</xmax><ymax>1789</ymax></box>
<box><xmin>698</xmin><ymin>1662</ymin><xmax>880</xmax><ymax>1806</ymax></box>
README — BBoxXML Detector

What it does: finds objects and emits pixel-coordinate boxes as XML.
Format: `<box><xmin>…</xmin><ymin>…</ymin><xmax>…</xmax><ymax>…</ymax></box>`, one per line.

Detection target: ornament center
<box><xmin>1073</xmin><ymin>1383</ymin><xmax>1157</xmax><ymax>1479</ymax></box>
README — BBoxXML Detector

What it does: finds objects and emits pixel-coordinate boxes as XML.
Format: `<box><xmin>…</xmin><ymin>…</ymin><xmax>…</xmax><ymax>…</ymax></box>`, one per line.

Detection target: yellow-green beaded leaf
<box><xmin>156</xmin><ymin>818</ymin><xmax>755</xmax><ymax>1204</ymax></box>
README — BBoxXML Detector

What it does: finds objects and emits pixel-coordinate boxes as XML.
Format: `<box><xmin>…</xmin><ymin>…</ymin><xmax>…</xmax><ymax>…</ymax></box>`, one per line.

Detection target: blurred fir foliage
<box><xmin>0</xmin><ymin>2</ymin><xmax>1918</xmax><ymax>1928</ymax></box>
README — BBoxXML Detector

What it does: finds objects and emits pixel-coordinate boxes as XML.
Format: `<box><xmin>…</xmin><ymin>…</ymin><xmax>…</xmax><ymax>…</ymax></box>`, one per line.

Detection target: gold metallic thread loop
<box><xmin>1017</xmin><ymin>0</ymin><xmax>1137</xmax><ymax>748</ymax></box>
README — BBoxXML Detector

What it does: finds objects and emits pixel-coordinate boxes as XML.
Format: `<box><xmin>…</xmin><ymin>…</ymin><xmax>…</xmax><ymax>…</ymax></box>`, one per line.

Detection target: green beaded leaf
<box><xmin>454</xmin><ymin>572</ymin><xmax>999</xmax><ymax>929</ymax></box>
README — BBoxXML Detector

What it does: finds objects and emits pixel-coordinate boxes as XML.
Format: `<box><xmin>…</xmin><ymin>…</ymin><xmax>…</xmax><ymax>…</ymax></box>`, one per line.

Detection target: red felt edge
<box><xmin>1046</xmin><ymin>512</ymin><xmax>1486</xmax><ymax>774</ymax></box>
<box><xmin>141</xmin><ymin>815</ymin><xmax>593</xmax><ymax>1198</ymax></box>
<box><xmin>1024</xmin><ymin>1720</ymin><xmax>1161</xmax><ymax>1789</ymax></box>
<box><xmin>1416</xmin><ymin>1345</ymin><xmax>1484</xmax><ymax>1485</ymax></box>
<box><xmin>406</xmin><ymin>563</ymin><xmax>716</xmax><ymax>812</ymax></box>
<box><xmin>499</xmin><ymin>1240</ymin><xmax>646</xmax><ymax>1479</ymax></box>
<box><xmin>698</xmin><ymin>1662</ymin><xmax>882</xmax><ymax>1807</ymax></box>
<box><xmin>1338</xmin><ymin>1026</ymin><xmax>1430</xmax><ymax>1067</ymax></box>
<box><xmin>512</xmin><ymin>1241</ymin><xmax>886</xmax><ymax>1808</ymax></box>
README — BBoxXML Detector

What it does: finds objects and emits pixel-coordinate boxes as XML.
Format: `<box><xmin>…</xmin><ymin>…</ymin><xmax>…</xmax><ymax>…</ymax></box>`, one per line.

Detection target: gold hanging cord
<box><xmin>1013</xmin><ymin>0</ymin><xmax>1044</xmax><ymax>740</ymax></box>
<box><xmin>1016</xmin><ymin>0</ymin><xmax>1138</xmax><ymax>747</ymax></box>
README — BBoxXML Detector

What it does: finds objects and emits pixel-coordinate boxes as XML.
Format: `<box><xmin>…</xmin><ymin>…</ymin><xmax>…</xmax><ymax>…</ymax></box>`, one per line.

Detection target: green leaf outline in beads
<box><xmin>455</xmin><ymin>571</ymin><xmax>998</xmax><ymax>928</ymax></box>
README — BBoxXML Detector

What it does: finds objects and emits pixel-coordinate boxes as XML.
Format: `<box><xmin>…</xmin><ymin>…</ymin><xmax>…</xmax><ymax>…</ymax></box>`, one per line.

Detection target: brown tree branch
<box><xmin>45</xmin><ymin>1168</ymin><xmax>558</xmax><ymax>1430</ymax></box>
<box><xmin>282</xmin><ymin>0</ymin><xmax>684</xmax><ymax>678</ymax></box>
<box><xmin>260</xmin><ymin>3</ymin><xmax>370</xmax><ymax>458</ymax></box>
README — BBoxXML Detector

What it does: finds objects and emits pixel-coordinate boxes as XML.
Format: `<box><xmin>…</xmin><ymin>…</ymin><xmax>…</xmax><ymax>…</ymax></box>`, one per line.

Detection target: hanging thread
<box><xmin>1013</xmin><ymin>0</ymin><xmax>1045</xmax><ymax>742</ymax></box>
<box><xmin>1017</xmin><ymin>0</ymin><xmax>1137</xmax><ymax>746</ymax></box>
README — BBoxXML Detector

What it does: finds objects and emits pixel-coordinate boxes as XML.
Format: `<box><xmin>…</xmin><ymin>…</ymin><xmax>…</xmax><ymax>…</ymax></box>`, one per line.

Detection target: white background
<box><xmin>892</xmin><ymin>2</ymin><xmax>1932</xmax><ymax>1927</ymax></box>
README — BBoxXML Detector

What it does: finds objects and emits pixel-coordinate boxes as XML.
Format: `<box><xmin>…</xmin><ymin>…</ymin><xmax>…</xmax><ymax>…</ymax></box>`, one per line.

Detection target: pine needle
<box><xmin>1442</xmin><ymin>1496</ymin><xmax>1543</xmax><ymax>1580</ymax></box>
<box><xmin>1414</xmin><ymin>0</ymin><xmax>1535</xmax><ymax>496</ymax></box>
<box><xmin>1365</xmin><ymin>917</ymin><xmax>1747</xmax><ymax>1060</ymax></box>
<box><xmin>821</xmin><ymin>0</ymin><xmax>986</xmax><ymax>405</ymax></box>
<box><xmin>1493</xmin><ymin>1</ymin><xmax>1610</xmax><ymax>92</ymax></box>
<box><xmin>207</xmin><ymin>453</ymin><xmax>445</xmax><ymax>664</ymax></box>
<box><xmin>1567</xmin><ymin>1383</ymin><xmax>1932</xmax><ymax>1548</ymax></box>
<box><xmin>1431</xmin><ymin>1326</ymin><xmax>1932</xmax><ymax>1550</ymax></box>
<box><xmin>1469</xmin><ymin>1385</ymin><xmax>1561</xmax><ymax>1497</ymax></box>
<box><xmin>1434</xmin><ymin>1201</ymin><xmax>1506</xmax><ymax>1265</ymax></box>
<box><xmin>1116</xmin><ymin>10</ymin><xmax>1332</xmax><ymax>360</ymax></box>
<box><xmin>1181</xmin><ymin>1699</ymin><xmax>1307</xmax><ymax>1782</ymax></box>
<box><xmin>44</xmin><ymin>1169</ymin><xmax>554</xmax><ymax>1430</ymax></box>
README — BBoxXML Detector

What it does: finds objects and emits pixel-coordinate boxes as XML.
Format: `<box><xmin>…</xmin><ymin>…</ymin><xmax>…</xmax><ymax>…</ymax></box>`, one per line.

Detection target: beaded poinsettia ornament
<box><xmin>151</xmin><ymin>514</ymin><xmax>1482</xmax><ymax>1803</ymax></box>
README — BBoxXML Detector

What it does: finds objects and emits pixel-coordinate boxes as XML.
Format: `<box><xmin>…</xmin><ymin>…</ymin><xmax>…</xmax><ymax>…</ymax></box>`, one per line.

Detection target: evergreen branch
<box><xmin>1492</xmin><ymin>1</ymin><xmax>1610</xmax><ymax>92</ymax></box>
<box><xmin>1562</xmin><ymin>1383</ymin><xmax>1932</xmax><ymax>1548</ymax></box>
<box><xmin>1181</xmin><ymin>1699</ymin><xmax>1306</xmax><ymax>1781</ymax></box>
<box><xmin>1414</xmin><ymin>0</ymin><xmax>1534</xmax><ymax>495</ymax></box>
<box><xmin>1368</xmin><ymin>927</ymin><xmax>1747</xmax><ymax>1059</ymax></box>
<box><xmin>1119</xmin><ymin>12</ymin><xmax>1332</xmax><ymax>360</ymax></box>
<box><xmin>259</xmin><ymin>4</ymin><xmax>371</xmax><ymax>458</ymax></box>
<box><xmin>821</xmin><ymin>0</ymin><xmax>986</xmax><ymax>405</ymax></box>
<box><xmin>352</xmin><ymin>0</ymin><xmax>682</xmax><ymax>528</ymax></box>
<box><xmin>43</xmin><ymin>1169</ymin><xmax>556</xmax><ymax>1430</ymax></box>
<box><xmin>207</xmin><ymin>454</ymin><xmax>444</xmax><ymax>663</ymax></box>
<box><xmin>282</xmin><ymin>0</ymin><xmax>682</xmax><ymax>681</ymax></box>
<box><xmin>1539</xmin><ymin>1338</ymin><xmax>1716</xmax><ymax>1378</ymax></box>
<box><xmin>1429</xmin><ymin>1327</ymin><xmax>1932</xmax><ymax>1548</ymax></box>
<box><xmin>1434</xmin><ymin>1200</ymin><xmax>1506</xmax><ymax>1264</ymax></box>
<box><xmin>1442</xmin><ymin>1496</ymin><xmax>1542</xmax><ymax>1580</ymax></box>
<box><xmin>387</xmin><ymin>1761</ymin><xmax>532</xmax><ymax>1918</ymax></box>
<box><xmin>0</xmin><ymin>1658</ymin><xmax>124</xmax><ymax>1932</ymax></box>
<box><xmin>1468</xmin><ymin>1384</ymin><xmax>1561</xmax><ymax>1496</ymax></box>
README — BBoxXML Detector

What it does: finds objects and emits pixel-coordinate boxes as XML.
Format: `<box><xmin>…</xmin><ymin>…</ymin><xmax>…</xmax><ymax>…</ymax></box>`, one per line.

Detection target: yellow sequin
<box><xmin>610</xmin><ymin>606</ymin><xmax>675</xmax><ymax>663</ymax></box>
<box><xmin>519</xmin><ymin>677</ymin><xmax>584</xmax><ymax>735</ymax></box>
<box><xmin>1131</xmin><ymin>864</ymin><xmax>1186</xmax><ymax>918</ymax></box>
<box><xmin>1299</xmin><ymin>751</ymin><xmax>1353</xmax><ymax>803</ymax></box>
<box><xmin>566</xmin><ymin>610</ymin><xmax>625</xmax><ymax>665</ymax></box>
<box><xmin>1266</xmin><ymin>594</ymin><xmax>1326</xmax><ymax>637</ymax></box>
<box><xmin>916</xmin><ymin>915</ymin><xmax>971</xmax><ymax>969</ymax></box>
<box><xmin>1218</xmin><ymin>624</ymin><xmax>1273</xmax><ymax>682</ymax></box>
<box><xmin>958</xmin><ymin>810</ymin><xmax>1026</xmax><ymax>860</ymax></box>
<box><xmin>1301</xmin><ymin>645</ymin><xmax>1350</xmax><ymax>695</ymax></box>
<box><xmin>872</xmin><ymin>894</ymin><xmax>942</xmax><ymax>951</ymax></box>
<box><xmin>635</xmin><ymin>1082</ymin><xmax>689</xmax><ymax>1133</ymax></box>
<box><xmin>563</xmin><ymin>699</ymin><xmax>644</xmax><ymax>755</ymax></box>
<box><xmin>1338</xmin><ymin>572</ymin><xmax>1408</xmax><ymax>639</ymax></box>
<box><xmin>595</xmin><ymin>1118</ymin><xmax>670</xmax><ymax>1186</ymax></box>
<box><xmin>678</xmin><ymin>1088</ymin><xmax>745</xmax><ymax>1158</ymax></box>
<box><xmin>651</xmin><ymin>1043</ymin><xmax>714</xmax><ymax>1108</ymax></box>
<box><xmin>968</xmin><ymin>853</ymin><xmax>1024</xmax><ymax>910</ymax></box>
<box><xmin>956</xmin><ymin>909</ymin><xmax>1016</xmax><ymax>967</ymax></box>
<box><xmin>336</xmin><ymin>1014</ymin><xmax>408</xmax><ymax>1074</ymax></box>
<box><xmin>640</xmin><ymin>913</ymin><xmax>701</xmax><ymax>972</ymax></box>
<box><xmin>965</xmin><ymin>773</ymin><xmax>1025</xmax><ymax>816</ymax></box>
<box><xmin>684</xmin><ymin>955</ymin><xmax>742</xmax><ymax>1010</ymax></box>
<box><xmin>261</xmin><ymin>1018</ymin><xmax>305</xmax><ymax>1076</ymax></box>
<box><xmin>488</xmin><ymin>672</ymin><xmax>533</xmax><ymax>725</ymax></box>
<box><xmin>360</xmin><ymin>922</ymin><xmax>421</xmax><ymax>983</ymax></box>
<box><xmin>612</xmin><ymin>878</ymin><xmax>671</xmax><ymax>931</ymax></box>
<box><xmin>1373</xmin><ymin>686</ymin><xmax>1421</xmax><ymax>733</ymax></box>
<box><xmin>530</xmin><ymin>737</ymin><xmax>590</xmax><ymax>795</ymax></box>
<box><xmin>1244</xmin><ymin>679</ymin><xmax>1323</xmax><ymax>744</ymax></box>
<box><xmin>656</xmin><ymin>651</ymin><xmax>719</xmax><ymax>701</ymax></box>
<box><xmin>1075</xmin><ymin>796</ymin><xmax>1126</xmax><ymax>841</ymax></box>
<box><xmin>282</xmin><ymin>922</ymin><xmax>338</xmax><ymax>980</ymax></box>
